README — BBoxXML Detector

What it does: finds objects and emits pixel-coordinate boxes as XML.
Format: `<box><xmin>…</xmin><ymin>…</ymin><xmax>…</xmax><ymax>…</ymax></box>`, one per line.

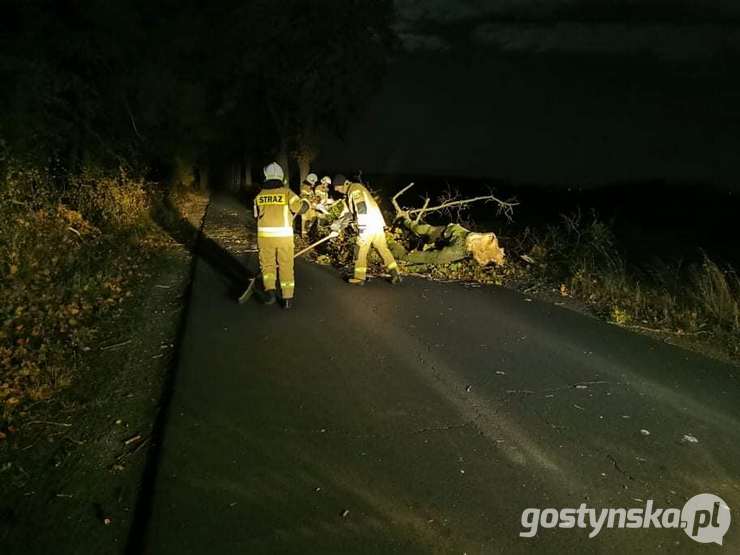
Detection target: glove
<box><xmin>330</xmin><ymin>214</ymin><xmax>352</xmax><ymax>233</ymax></box>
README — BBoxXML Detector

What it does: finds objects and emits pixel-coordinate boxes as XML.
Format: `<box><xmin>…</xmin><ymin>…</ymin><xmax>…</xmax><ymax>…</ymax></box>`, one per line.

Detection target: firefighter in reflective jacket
<box><xmin>299</xmin><ymin>172</ymin><xmax>318</xmax><ymax>236</ymax></box>
<box><xmin>332</xmin><ymin>174</ymin><xmax>401</xmax><ymax>285</ymax></box>
<box><xmin>313</xmin><ymin>176</ymin><xmax>334</xmax><ymax>222</ymax></box>
<box><xmin>254</xmin><ymin>162</ymin><xmax>309</xmax><ymax>309</ymax></box>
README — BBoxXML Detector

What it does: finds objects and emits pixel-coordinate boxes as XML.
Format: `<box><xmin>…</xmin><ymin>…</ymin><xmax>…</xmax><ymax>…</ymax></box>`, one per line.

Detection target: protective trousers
<box><xmin>353</xmin><ymin>229</ymin><xmax>398</xmax><ymax>281</ymax></box>
<box><xmin>258</xmin><ymin>236</ymin><xmax>295</xmax><ymax>299</ymax></box>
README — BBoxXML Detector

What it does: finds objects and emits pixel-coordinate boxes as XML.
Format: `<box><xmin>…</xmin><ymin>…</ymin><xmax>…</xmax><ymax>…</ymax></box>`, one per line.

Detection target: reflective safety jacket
<box><xmin>315</xmin><ymin>187</ymin><xmax>330</xmax><ymax>204</ymax></box>
<box><xmin>300</xmin><ymin>181</ymin><xmax>313</xmax><ymax>199</ymax></box>
<box><xmin>344</xmin><ymin>182</ymin><xmax>385</xmax><ymax>233</ymax></box>
<box><xmin>253</xmin><ymin>180</ymin><xmax>307</xmax><ymax>238</ymax></box>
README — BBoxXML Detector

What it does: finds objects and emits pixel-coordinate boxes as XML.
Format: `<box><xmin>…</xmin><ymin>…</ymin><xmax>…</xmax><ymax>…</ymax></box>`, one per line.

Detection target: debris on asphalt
<box><xmin>640</xmin><ymin>429</ymin><xmax>651</xmax><ymax>436</ymax></box>
<box><xmin>495</xmin><ymin>370</ymin><xmax>506</xmax><ymax>375</ymax></box>
<box><xmin>681</xmin><ymin>434</ymin><xmax>699</xmax><ymax>444</ymax></box>
<box><xmin>124</xmin><ymin>434</ymin><xmax>142</xmax><ymax>446</ymax></box>
<box><xmin>100</xmin><ymin>339</ymin><xmax>132</xmax><ymax>351</ymax></box>
<box><xmin>341</xmin><ymin>509</ymin><xmax>350</xmax><ymax>518</ymax></box>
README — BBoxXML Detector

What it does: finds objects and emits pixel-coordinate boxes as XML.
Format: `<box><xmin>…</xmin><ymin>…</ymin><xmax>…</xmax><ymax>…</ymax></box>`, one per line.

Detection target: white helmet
<box><xmin>320</xmin><ymin>175</ymin><xmax>331</xmax><ymax>185</ymax></box>
<box><xmin>306</xmin><ymin>173</ymin><xmax>318</xmax><ymax>186</ymax></box>
<box><xmin>263</xmin><ymin>162</ymin><xmax>284</xmax><ymax>182</ymax></box>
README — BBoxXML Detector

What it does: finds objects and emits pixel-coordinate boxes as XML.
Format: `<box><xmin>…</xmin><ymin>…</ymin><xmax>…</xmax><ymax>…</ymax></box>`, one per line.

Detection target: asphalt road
<box><xmin>133</xmin><ymin>195</ymin><xmax>739</xmax><ymax>554</ymax></box>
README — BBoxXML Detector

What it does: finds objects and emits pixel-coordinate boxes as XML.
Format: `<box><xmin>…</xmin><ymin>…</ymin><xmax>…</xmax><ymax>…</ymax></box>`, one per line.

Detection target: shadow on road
<box><xmin>156</xmin><ymin>193</ymin><xmax>257</xmax><ymax>296</ymax></box>
<box><xmin>126</xmin><ymin>192</ymin><xmax>253</xmax><ymax>554</ymax></box>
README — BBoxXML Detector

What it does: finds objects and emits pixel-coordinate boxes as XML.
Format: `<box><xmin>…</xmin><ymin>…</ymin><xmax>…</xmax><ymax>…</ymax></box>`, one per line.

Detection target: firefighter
<box><xmin>299</xmin><ymin>173</ymin><xmax>318</xmax><ymax>236</ymax></box>
<box><xmin>314</xmin><ymin>176</ymin><xmax>334</xmax><ymax>220</ymax></box>
<box><xmin>254</xmin><ymin>162</ymin><xmax>309</xmax><ymax>309</ymax></box>
<box><xmin>332</xmin><ymin>174</ymin><xmax>401</xmax><ymax>285</ymax></box>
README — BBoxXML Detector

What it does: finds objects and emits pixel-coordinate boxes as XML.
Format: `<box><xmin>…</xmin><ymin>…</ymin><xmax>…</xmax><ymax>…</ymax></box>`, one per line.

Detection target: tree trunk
<box><xmin>297</xmin><ymin>156</ymin><xmax>310</xmax><ymax>185</ymax></box>
<box><xmin>389</xmin><ymin>183</ymin><xmax>510</xmax><ymax>267</ymax></box>
<box><xmin>234</xmin><ymin>163</ymin><xmax>241</xmax><ymax>192</ymax></box>
<box><xmin>396</xmin><ymin>216</ymin><xmax>505</xmax><ymax>267</ymax></box>
<box><xmin>196</xmin><ymin>165</ymin><xmax>209</xmax><ymax>191</ymax></box>
<box><xmin>243</xmin><ymin>153</ymin><xmax>253</xmax><ymax>189</ymax></box>
<box><xmin>277</xmin><ymin>142</ymin><xmax>290</xmax><ymax>185</ymax></box>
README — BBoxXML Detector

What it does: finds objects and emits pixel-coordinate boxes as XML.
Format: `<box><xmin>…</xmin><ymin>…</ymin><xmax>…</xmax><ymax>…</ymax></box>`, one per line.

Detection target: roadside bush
<box><xmin>71</xmin><ymin>168</ymin><xmax>152</xmax><ymax>231</ymax></box>
<box><xmin>0</xmin><ymin>162</ymin><xmax>156</xmax><ymax>423</ymax></box>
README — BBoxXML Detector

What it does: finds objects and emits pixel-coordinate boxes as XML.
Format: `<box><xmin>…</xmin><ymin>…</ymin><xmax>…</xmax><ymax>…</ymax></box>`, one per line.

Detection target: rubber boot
<box><xmin>347</xmin><ymin>277</ymin><xmax>365</xmax><ymax>286</ymax></box>
<box><xmin>262</xmin><ymin>290</ymin><xmax>276</xmax><ymax>305</ymax></box>
<box><xmin>390</xmin><ymin>268</ymin><xmax>402</xmax><ymax>285</ymax></box>
<box><xmin>282</xmin><ymin>298</ymin><xmax>293</xmax><ymax>310</ymax></box>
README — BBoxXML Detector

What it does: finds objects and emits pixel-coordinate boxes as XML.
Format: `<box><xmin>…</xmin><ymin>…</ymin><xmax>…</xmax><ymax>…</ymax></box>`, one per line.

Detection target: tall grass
<box><xmin>518</xmin><ymin>211</ymin><xmax>739</xmax><ymax>357</ymax></box>
<box><xmin>691</xmin><ymin>257</ymin><xmax>740</xmax><ymax>334</ymax></box>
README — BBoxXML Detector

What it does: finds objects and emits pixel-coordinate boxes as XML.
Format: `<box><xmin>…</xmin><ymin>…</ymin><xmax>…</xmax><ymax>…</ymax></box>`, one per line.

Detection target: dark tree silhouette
<box><xmin>0</xmin><ymin>0</ymin><xmax>396</xmax><ymax>186</ymax></box>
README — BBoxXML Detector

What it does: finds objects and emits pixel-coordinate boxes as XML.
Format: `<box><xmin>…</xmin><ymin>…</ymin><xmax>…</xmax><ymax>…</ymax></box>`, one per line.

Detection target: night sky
<box><xmin>318</xmin><ymin>0</ymin><xmax>740</xmax><ymax>189</ymax></box>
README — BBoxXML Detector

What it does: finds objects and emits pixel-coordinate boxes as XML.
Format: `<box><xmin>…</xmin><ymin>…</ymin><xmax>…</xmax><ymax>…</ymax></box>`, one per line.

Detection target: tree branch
<box><xmin>391</xmin><ymin>182</ymin><xmax>415</xmax><ymax>217</ymax></box>
<box><xmin>415</xmin><ymin>198</ymin><xmax>429</xmax><ymax>223</ymax></box>
<box><xmin>409</xmin><ymin>194</ymin><xmax>518</xmax><ymax>221</ymax></box>
<box><xmin>123</xmin><ymin>95</ymin><xmax>144</xmax><ymax>142</ymax></box>
<box><xmin>392</xmin><ymin>182</ymin><xmax>517</xmax><ymax>222</ymax></box>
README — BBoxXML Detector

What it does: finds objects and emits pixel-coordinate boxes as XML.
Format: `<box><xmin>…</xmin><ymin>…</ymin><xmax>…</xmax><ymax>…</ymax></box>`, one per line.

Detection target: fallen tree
<box><xmin>390</xmin><ymin>183</ymin><xmax>515</xmax><ymax>267</ymax></box>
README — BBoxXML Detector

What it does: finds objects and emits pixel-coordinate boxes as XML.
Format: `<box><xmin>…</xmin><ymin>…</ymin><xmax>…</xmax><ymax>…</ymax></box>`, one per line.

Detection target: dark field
<box><xmin>363</xmin><ymin>174</ymin><xmax>739</xmax><ymax>270</ymax></box>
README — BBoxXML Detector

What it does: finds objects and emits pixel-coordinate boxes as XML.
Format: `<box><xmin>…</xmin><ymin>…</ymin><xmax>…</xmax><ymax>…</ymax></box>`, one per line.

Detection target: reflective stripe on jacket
<box><xmin>254</xmin><ymin>185</ymin><xmax>304</xmax><ymax>238</ymax></box>
<box><xmin>346</xmin><ymin>183</ymin><xmax>385</xmax><ymax>232</ymax></box>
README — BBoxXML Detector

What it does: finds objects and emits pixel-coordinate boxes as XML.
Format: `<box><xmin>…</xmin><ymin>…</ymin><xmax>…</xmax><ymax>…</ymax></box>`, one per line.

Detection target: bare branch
<box><xmin>415</xmin><ymin>198</ymin><xmax>430</xmax><ymax>223</ymax></box>
<box><xmin>123</xmin><ymin>95</ymin><xmax>144</xmax><ymax>142</ymax></box>
<box><xmin>408</xmin><ymin>194</ymin><xmax>518</xmax><ymax>221</ymax></box>
<box><xmin>391</xmin><ymin>182</ymin><xmax>415</xmax><ymax>217</ymax></box>
<box><xmin>392</xmin><ymin>182</ymin><xmax>518</xmax><ymax>224</ymax></box>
